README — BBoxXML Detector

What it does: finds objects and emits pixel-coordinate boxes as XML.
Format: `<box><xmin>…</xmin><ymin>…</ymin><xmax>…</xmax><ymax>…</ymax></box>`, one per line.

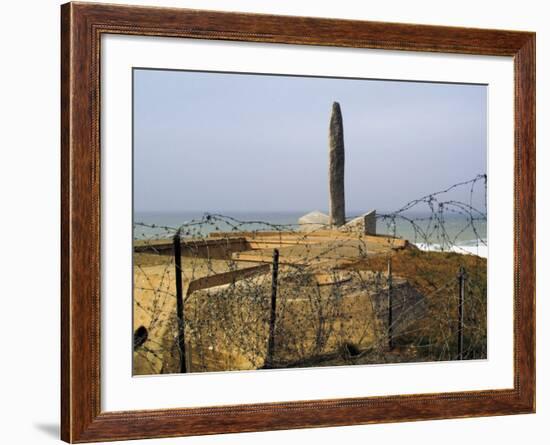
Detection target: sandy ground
<box><xmin>132</xmin><ymin>232</ymin><xmax>486</xmax><ymax>375</ymax></box>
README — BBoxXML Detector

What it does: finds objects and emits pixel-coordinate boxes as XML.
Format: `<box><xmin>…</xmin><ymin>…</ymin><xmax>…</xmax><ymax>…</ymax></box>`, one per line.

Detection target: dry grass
<box><xmin>354</xmin><ymin>246</ymin><xmax>486</xmax><ymax>296</ymax></box>
<box><xmin>133</xmin><ymin>245</ymin><xmax>487</xmax><ymax>374</ymax></box>
<box><xmin>348</xmin><ymin>246</ymin><xmax>487</xmax><ymax>362</ymax></box>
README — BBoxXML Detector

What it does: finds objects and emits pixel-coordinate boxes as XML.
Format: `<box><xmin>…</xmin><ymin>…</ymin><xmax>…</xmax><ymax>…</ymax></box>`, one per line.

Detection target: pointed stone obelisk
<box><xmin>329</xmin><ymin>101</ymin><xmax>345</xmax><ymax>227</ymax></box>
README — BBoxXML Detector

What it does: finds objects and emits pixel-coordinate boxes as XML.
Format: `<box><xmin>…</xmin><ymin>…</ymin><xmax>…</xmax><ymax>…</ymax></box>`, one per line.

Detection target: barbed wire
<box><xmin>132</xmin><ymin>175</ymin><xmax>487</xmax><ymax>374</ymax></box>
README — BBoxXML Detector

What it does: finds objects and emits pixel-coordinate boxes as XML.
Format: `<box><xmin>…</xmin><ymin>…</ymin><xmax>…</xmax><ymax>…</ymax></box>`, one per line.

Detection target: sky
<box><xmin>133</xmin><ymin>69</ymin><xmax>487</xmax><ymax>214</ymax></box>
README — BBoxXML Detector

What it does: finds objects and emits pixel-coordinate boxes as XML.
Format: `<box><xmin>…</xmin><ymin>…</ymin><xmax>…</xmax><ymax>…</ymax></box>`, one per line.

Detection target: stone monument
<box><xmin>329</xmin><ymin>101</ymin><xmax>346</xmax><ymax>227</ymax></box>
<box><xmin>298</xmin><ymin>102</ymin><xmax>376</xmax><ymax>235</ymax></box>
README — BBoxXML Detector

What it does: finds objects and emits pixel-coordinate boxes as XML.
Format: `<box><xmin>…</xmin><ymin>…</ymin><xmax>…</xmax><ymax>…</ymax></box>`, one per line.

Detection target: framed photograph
<box><xmin>61</xmin><ymin>2</ymin><xmax>535</xmax><ymax>442</ymax></box>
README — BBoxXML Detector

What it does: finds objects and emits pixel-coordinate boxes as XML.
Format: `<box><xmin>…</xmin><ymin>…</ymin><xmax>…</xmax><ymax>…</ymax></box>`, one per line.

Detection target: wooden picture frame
<box><xmin>61</xmin><ymin>2</ymin><xmax>535</xmax><ymax>442</ymax></box>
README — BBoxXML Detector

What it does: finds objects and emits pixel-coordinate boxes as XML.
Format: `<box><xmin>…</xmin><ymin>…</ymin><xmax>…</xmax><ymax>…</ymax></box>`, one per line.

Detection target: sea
<box><xmin>134</xmin><ymin>210</ymin><xmax>487</xmax><ymax>258</ymax></box>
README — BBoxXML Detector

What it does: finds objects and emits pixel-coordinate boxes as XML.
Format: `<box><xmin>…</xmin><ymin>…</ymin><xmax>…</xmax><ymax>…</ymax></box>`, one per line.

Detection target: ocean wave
<box><xmin>414</xmin><ymin>242</ymin><xmax>487</xmax><ymax>258</ymax></box>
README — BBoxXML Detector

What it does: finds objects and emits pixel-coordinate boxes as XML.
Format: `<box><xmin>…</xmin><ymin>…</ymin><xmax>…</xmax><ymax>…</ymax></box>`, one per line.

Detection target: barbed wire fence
<box><xmin>132</xmin><ymin>174</ymin><xmax>487</xmax><ymax>375</ymax></box>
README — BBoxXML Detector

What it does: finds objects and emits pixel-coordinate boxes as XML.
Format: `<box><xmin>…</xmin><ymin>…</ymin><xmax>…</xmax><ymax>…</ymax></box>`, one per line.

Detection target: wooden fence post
<box><xmin>173</xmin><ymin>230</ymin><xmax>187</xmax><ymax>373</ymax></box>
<box><xmin>387</xmin><ymin>257</ymin><xmax>393</xmax><ymax>351</ymax></box>
<box><xmin>457</xmin><ymin>266</ymin><xmax>466</xmax><ymax>360</ymax></box>
<box><xmin>266</xmin><ymin>248</ymin><xmax>280</xmax><ymax>367</ymax></box>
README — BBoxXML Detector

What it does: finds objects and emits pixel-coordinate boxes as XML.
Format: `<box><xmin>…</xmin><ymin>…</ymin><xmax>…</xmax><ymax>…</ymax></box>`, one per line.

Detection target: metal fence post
<box><xmin>266</xmin><ymin>248</ymin><xmax>280</xmax><ymax>367</ymax></box>
<box><xmin>387</xmin><ymin>257</ymin><xmax>393</xmax><ymax>351</ymax></box>
<box><xmin>457</xmin><ymin>266</ymin><xmax>466</xmax><ymax>360</ymax></box>
<box><xmin>173</xmin><ymin>230</ymin><xmax>187</xmax><ymax>373</ymax></box>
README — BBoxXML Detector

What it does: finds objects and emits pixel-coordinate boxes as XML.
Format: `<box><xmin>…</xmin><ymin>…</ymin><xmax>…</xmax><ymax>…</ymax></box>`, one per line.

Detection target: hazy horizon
<box><xmin>133</xmin><ymin>69</ymin><xmax>487</xmax><ymax>214</ymax></box>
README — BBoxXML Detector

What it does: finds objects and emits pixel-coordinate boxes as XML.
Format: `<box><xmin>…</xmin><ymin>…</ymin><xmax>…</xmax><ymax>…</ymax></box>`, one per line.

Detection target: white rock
<box><xmin>298</xmin><ymin>211</ymin><xmax>330</xmax><ymax>232</ymax></box>
<box><xmin>340</xmin><ymin>210</ymin><xmax>377</xmax><ymax>235</ymax></box>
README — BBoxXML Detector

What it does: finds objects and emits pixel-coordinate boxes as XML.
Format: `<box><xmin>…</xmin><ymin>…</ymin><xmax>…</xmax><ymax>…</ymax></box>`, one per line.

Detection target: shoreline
<box><xmin>415</xmin><ymin>242</ymin><xmax>487</xmax><ymax>258</ymax></box>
